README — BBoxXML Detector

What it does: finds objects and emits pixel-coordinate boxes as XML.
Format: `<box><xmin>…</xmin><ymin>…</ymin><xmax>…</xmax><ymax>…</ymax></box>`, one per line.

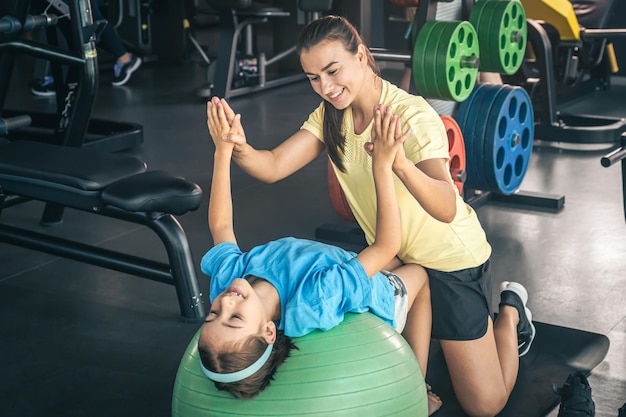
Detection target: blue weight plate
<box><xmin>483</xmin><ymin>85</ymin><xmax>534</xmax><ymax>194</ymax></box>
<box><xmin>457</xmin><ymin>83</ymin><xmax>494</xmax><ymax>190</ymax></box>
<box><xmin>457</xmin><ymin>83</ymin><xmax>488</xmax><ymax>134</ymax></box>
<box><xmin>460</xmin><ymin>83</ymin><xmax>506</xmax><ymax>191</ymax></box>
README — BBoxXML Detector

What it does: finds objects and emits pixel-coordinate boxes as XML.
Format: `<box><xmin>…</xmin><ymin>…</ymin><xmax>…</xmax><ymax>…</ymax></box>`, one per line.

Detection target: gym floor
<box><xmin>1</xmin><ymin>54</ymin><xmax>626</xmax><ymax>415</ymax></box>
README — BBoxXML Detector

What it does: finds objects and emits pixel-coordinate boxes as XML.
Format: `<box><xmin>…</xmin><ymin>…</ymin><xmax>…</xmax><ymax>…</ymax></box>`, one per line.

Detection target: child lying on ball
<box><xmin>198</xmin><ymin>99</ymin><xmax>440</xmax><ymax>413</ymax></box>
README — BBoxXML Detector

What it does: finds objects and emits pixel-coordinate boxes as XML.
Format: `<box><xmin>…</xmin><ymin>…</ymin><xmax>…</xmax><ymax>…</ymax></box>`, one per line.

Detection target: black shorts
<box><xmin>427</xmin><ymin>260</ymin><xmax>493</xmax><ymax>341</ymax></box>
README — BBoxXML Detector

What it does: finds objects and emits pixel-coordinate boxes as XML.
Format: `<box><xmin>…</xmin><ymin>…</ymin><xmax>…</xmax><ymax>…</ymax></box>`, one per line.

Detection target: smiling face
<box><xmin>199</xmin><ymin>278</ymin><xmax>276</xmax><ymax>353</ymax></box>
<box><xmin>300</xmin><ymin>40</ymin><xmax>369</xmax><ymax>110</ymax></box>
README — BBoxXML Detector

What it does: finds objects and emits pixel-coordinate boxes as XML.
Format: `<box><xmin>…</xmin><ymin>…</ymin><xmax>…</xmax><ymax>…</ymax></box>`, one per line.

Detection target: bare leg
<box><xmin>439</xmin><ymin>305</ymin><xmax>520</xmax><ymax>417</ymax></box>
<box><xmin>392</xmin><ymin>264</ymin><xmax>441</xmax><ymax>415</ymax></box>
<box><xmin>397</xmin><ymin>263</ymin><xmax>431</xmax><ymax>374</ymax></box>
<box><xmin>117</xmin><ymin>52</ymin><xmax>131</xmax><ymax>64</ymax></box>
<box><xmin>478</xmin><ymin>72</ymin><xmax>503</xmax><ymax>84</ymax></box>
<box><xmin>400</xmin><ymin>68</ymin><xmax>412</xmax><ymax>92</ymax></box>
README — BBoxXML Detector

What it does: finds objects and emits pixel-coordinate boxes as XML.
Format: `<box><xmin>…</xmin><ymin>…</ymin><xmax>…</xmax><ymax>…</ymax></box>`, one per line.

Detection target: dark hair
<box><xmin>198</xmin><ymin>330</ymin><xmax>297</xmax><ymax>399</ymax></box>
<box><xmin>296</xmin><ymin>15</ymin><xmax>380</xmax><ymax>172</ymax></box>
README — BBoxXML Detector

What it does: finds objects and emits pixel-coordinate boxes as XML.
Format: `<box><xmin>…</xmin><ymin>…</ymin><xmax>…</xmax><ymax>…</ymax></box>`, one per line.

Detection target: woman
<box><xmin>201</xmin><ymin>100</ymin><xmax>439</xmax><ymax>413</ymax></box>
<box><xmin>210</xmin><ymin>15</ymin><xmax>534</xmax><ymax>417</ymax></box>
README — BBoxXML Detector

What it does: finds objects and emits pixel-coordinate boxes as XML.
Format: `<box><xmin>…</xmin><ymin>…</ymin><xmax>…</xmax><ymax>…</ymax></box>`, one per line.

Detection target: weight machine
<box><xmin>193</xmin><ymin>0</ymin><xmax>333</xmax><ymax>100</ymax></box>
<box><xmin>0</xmin><ymin>0</ymin><xmax>142</xmax><ymax>152</ymax></box>
<box><xmin>510</xmin><ymin>0</ymin><xmax>626</xmax><ymax>145</ymax></box>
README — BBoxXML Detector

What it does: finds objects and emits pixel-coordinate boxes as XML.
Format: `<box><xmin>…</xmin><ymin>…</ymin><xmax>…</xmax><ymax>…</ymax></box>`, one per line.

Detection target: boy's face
<box><xmin>199</xmin><ymin>278</ymin><xmax>274</xmax><ymax>351</ymax></box>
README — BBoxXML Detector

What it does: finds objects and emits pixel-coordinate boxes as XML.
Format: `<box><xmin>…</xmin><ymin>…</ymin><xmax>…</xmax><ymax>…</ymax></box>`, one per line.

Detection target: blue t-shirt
<box><xmin>200</xmin><ymin>238</ymin><xmax>396</xmax><ymax>337</ymax></box>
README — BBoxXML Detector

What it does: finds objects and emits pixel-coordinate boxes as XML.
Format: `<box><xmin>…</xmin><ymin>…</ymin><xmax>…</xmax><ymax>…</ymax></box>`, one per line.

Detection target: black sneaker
<box><xmin>499</xmin><ymin>281</ymin><xmax>536</xmax><ymax>356</ymax></box>
<box><xmin>31</xmin><ymin>76</ymin><xmax>56</xmax><ymax>97</ymax></box>
<box><xmin>555</xmin><ymin>371</ymin><xmax>595</xmax><ymax>417</ymax></box>
<box><xmin>112</xmin><ymin>54</ymin><xmax>142</xmax><ymax>86</ymax></box>
<box><xmin>619</xmin><ymin>402</ymin><xmax>626</xmax><ymax>417</ymax></box>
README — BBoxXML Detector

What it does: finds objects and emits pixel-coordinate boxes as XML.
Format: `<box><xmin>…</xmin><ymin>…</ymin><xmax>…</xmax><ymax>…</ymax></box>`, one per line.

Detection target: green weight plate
<box><xmin>438</xmin><ymin>22</ymin><xmax>479</xmax><ymax>102</ymax></box>
<box><xmin>473</xmin><ymin>0</ymin><xmax>527</xmax><ymax>74</ymax></box>
<box><xmin>413</xmin><ymin>21</ymin><xmax>440</xmax><ymax>98</ymax></box>
<box><xmin>451</xmin><ymin>21</ymin><xmax>479</xmax><ymax>101</ymax></box>
<box><xmin>491</xmin><ymin>0</ymin><xmax>526</xmax><ymax>75</ymax></box>
<box><xmin>469</xmin><ymin>0</ymin><xmax>498</xmax><ymax>71</ymax></box>
<box><xmin>430</xmin><ymin>22</ymin><xmax>459</xmax><ymax>100</ymax></box>
<box><xmin>431</xmin><ymin>21</ymin><xmax>479</xmax><ymax>101</ymax></box>
<box><xmin>478</xmin><ymin>1</ymin><xmax>507</xmax><ymax>72</ymax></box>
<box><xmin>415</xmin><ymin>21</ymin><xmax>479</xmax><ymax>101</ymax></box>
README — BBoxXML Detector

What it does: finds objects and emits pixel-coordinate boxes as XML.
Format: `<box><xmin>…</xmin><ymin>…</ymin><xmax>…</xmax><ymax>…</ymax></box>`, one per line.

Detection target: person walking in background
<box><xmin>32</xmin><ymin>0</ymin><xmax>141</xmax><ymax>96</ymax></box>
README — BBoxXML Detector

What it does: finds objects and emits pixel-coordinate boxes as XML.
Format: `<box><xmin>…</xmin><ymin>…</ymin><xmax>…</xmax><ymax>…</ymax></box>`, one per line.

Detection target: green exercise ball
<box><xmin>172</xmin><ymin>312</ymin><xmax>427</xmax><ymax>417</ymax></box>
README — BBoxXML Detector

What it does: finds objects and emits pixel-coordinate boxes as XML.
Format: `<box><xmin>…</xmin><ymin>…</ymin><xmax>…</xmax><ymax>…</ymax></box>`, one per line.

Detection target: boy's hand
<box><xmin>207</xmin><ymin>99</ymin><xmax>243</xmax><ymax>152</ymax></box>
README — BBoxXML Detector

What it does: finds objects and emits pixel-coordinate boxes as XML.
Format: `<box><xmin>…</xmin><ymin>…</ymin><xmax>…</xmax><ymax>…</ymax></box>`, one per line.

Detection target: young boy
<box><xmin>198</xmin><ymin>100</ymin><xmax>441</xmax><ymax>414</ymax></box>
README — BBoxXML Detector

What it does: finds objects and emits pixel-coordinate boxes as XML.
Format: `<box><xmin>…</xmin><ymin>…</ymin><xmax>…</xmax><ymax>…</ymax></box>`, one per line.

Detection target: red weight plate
<box><xmin>327</xmin><ymin>160</ymin><xmax>357</xmax><ymax>223</ymax></box>
<box><xmin>441</xmin><ymin>115</ymin><xmax>467</xmax><ymax>194</ymax></box>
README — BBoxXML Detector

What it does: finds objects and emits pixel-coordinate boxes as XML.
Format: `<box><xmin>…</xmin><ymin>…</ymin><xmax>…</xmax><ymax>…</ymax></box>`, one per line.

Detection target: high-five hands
<box><xmin>206</xmin><ymin>97</ymin><xmax>247</xmax><ymax>154</ymax></box>
<box><xmin>368</xmin><ymin>104</ymin><xmax>411</xmax><ymax>170</ymax></box>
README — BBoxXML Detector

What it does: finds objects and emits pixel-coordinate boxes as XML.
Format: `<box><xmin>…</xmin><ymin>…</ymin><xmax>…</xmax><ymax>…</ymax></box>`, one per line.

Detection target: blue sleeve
<box><xmin>200</xmin><ymin>242</ymin><xmax>244</xmax><ymax>302</ymax></box>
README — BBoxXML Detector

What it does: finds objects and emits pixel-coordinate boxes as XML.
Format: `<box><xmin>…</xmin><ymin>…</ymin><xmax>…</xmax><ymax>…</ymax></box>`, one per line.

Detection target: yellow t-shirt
<box><xmin>301</xmin><ymin>79</ymin><xmax>492</xmax><ymax>271</ymax></box>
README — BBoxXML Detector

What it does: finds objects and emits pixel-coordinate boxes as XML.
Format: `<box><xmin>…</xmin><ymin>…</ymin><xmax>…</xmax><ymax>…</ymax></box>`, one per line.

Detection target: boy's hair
<box><xmin>198</xmin><ymin>330</ymin><xmax>297</xmax><ymax>399</ymax></box>
<box><xmin>296</xmin><ymin>15</ymin><xmax>380</xmax><ymax>173</ymax></box>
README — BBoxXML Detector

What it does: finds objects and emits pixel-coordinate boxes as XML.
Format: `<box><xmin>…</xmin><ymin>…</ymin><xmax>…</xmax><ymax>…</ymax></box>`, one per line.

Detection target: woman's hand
<box><xmin>207</xmin><ymin>97</ymin><xmax>247</xmax><ymax>152</ymax></box>
<box><xmin>207</xmin><ymin>98</ymin><xmax>243</xmax><ymax>153</ymax></box>
<box><xmin>367</xmin><ymin>104</ymin><xmax>411</xmax><ymax>169</ymax></box>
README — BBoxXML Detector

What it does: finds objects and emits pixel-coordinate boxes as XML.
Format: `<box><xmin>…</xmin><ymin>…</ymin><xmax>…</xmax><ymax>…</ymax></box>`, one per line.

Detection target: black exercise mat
<box><xmin>427</xmin><ymin>321</ymin><xmax>610</xmax><ymax>417</ymax></box>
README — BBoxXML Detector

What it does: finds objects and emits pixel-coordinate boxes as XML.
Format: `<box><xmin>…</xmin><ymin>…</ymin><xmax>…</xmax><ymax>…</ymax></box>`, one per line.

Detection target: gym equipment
<box><xmin>509</xmin><ymin>0</ymin><xmax>626</xmax><ymax>145</ymax></box>
<box><xmin>455</xmin><ymin>82</ymin><xmax>564</xmax><ymax>210</ymax></box>
<box><xmin>457</xmin><ymin>83</ymin><xmax>533</xmax><ymax>195</ymax></box>
<box><xmin>172</xmin><ymin>312</ymin><xmax>428</xmax><ymax>417</ymax></box>
<box><xmin>373</xmin><ymin>0</ymin><xmax>527</xmax><ymax>103</ymax></box>
<box><xmin>0</xmin><ymin>140</ymin><xmax>205</xmax><ymax>322</ymax></box>
<box><xmin>1</xmin><ymin>1</ymin><xmax>206</xmax><ymax>322</ymax></box>
<box><xmin>194</xmin><ymin>0</ymin><xmax>333</xmax><ymax>100</ymax></box>
<box><xmin>430</xmin><ymin>320</ymin><xmax>609</xmax><ymax>417</ymax></box>
<box><xmin>412</xmin><ymin>20</ymin><xmax>480</xmax><ymax>102</ymax></box>
<box><xmin>601</xmin><ymin>133</ymin><xmax>626</xmax><ymax>222</ymax></box>
<box><xmin>441</xmin><ymin>114</ymin><xmax>467</xmax><ymax>193</ymax></box>
<box><xmin>468</xmin><ymin>0</ymin><xmax>527</xmax><ymax>75</ymax></box>
<box><xmin>373</xmin><ymin>0</ymin><xmax>480</xmax><ymax>102</ymax></box>
<box><xmin>0</xmin><ymin>0</ymin><xmax>142</xmax><ymax>152</ymax></box>
<box><xmin>105</xmin><ymin>0</ymin><xmax>189</xmax><ymax>63</ymax></box>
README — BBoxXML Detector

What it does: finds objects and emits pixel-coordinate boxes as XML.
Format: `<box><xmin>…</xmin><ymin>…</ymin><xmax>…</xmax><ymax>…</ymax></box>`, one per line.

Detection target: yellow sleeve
<box><xmin>300</xmin><ymin>101</ymin><xmax>326</xmax><ymax>143</ymax></box>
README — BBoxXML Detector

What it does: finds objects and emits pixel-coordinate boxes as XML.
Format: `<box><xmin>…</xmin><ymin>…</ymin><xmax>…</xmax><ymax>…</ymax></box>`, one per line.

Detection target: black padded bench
<box><xmin>0</xmin><ymin>140</ymin><xmax>206</xmax><ymax>322</ymax></box>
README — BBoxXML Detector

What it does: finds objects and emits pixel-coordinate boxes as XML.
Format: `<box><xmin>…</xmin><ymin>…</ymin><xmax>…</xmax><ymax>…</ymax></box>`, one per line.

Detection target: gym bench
<box><xmin>0</xmin><ymin>140</ymin><xmax>206</xmax><ymax>322</ymax></box>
